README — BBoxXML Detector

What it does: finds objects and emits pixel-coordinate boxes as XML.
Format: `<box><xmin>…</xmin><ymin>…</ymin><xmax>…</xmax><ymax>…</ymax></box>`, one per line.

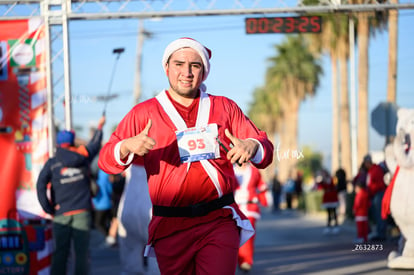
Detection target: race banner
<box><xmin>0</xmin><ymin>18</ymin><xmax>49</xmax><ymax>220</ymax></box>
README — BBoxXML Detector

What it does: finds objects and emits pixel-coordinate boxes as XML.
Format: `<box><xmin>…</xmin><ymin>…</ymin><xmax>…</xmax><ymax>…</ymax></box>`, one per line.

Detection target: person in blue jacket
<box><xmin>92</xmin><ymin>169</ymin><xmax>113</xmax><ymax>245</ymax></box>
<box><xmin>36</xmin><ymin>116</ymin><xmax>105</xmax><ymax>275</ymax></box>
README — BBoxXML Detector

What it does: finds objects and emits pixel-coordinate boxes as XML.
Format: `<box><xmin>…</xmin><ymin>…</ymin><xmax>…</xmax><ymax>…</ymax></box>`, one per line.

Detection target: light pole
<box><xmin>134</xmin><ymin>19</ymin><xmax>153</xmax><ymax>105</ymax></box>
<box><xmin>102</xmin><ymin>47</ymin><xmax>125</xmax><ymax>116</ymax></box>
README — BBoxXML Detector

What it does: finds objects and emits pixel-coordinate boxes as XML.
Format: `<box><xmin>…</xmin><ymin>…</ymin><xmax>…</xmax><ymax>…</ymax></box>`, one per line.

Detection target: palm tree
<box><xmin>387</xmin><ymin>1</ymin><xmax>398</xmax><ymax>103</ymax></box>
<box><xmin>301</xmin><ymin>0</ymin><xmax>353</xmax><ymax>177</ymax></box>
<box><xmin>299</xmin><ymin>1</ymin><xmax>389</xmax><ymax>179</ymax></box>
<box><xmin>336</xmin><ymin>21</ymin><xmax>352</xmax><ymax>180</ymax></box>
<box><xmin>311</xmin><ymin>12</ymin><xmax>352</xmax><ymax>178</ymax></box>
<box><xmin>304</xmin><ymin>11</ymin><xmax>344</xmax><ymax>175</ymax></box>
<box><xmin>352</xmin><ymin>2</ymin><xmax>388</xmax><ymax>164</ymax></box>
<box><xmin>354</xmin><ymin>11</ymin><xmax>370</xmax><ymax>165</ymax></box>
<box><xmin>263</xmin><ymin>35</ymin><xmax>323</xmax><ymax>182</ymax></box>
<box><xmin>248</xmin><ymin>86</ymin><xmax>283</xmax><ymax>180</ymax></box>
<box><xmin>248</xmin><ymin>87</ymin><xmax>280</xmax><ymax>135</ymax></box>
<box><xmin>311</xmin><ymin>13</ymin><xmax>352</xmax><ymax>179</ymax></box>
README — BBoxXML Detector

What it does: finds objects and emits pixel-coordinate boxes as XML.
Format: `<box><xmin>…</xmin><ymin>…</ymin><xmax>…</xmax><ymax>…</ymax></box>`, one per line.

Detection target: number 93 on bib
<box><xmin>176</xmin><ymin>124</ymin><xmax>220</xmax><ymax>163</ymax></box>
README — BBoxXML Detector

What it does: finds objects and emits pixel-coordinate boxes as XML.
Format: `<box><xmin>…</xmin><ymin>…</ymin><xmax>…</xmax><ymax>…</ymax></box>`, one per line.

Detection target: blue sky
<box><xmin>61</xmin><ymin>11</ymin><xmax>414</xmax><ymax>169</ymax></box>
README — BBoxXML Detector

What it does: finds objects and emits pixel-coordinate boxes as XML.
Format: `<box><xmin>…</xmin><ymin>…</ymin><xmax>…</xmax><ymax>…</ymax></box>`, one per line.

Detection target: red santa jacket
<box><xmin>366</xmin><ymin>164</ymin><xmax>386</xmax><ymax>197</ymax></box>
<box><xmin>98</xmin><ymin>90</ymin><xmax>274</xmax><ymax>245</ymax></box>
<box><xmin>318</xmin><ymin>179</ymin><xmax>338</xmax><ymax>208</ymax></box>
<box><xmin>353</xmin><ymin>187</ymin><xmax>371</xmax><ymax>218</ymax></box>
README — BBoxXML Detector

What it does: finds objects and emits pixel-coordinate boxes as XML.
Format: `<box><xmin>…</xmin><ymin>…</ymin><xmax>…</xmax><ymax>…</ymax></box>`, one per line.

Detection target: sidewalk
<box><xmin>244</xmin><ymin>209</ymin><xmax>407</xmax><ymax>275</ymax></box>
<box><xmin>89</xmin><ymin>229</ymin><xmax>121</xmax><ymax>275</ymax></box>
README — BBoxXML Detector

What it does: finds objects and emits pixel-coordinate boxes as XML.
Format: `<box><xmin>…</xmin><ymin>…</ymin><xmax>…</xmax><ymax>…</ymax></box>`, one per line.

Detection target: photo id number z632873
<box><xmin>352</xmin><ymin>244</ymin><xmax>383</xmax><ymax>251</ymax></box>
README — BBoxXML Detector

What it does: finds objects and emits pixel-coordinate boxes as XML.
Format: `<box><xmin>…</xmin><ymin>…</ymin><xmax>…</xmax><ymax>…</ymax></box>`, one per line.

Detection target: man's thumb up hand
<box><xmin>120</xmin><ymin>119</ymin><xmax>155</xmax><ymax>158</ymax></box>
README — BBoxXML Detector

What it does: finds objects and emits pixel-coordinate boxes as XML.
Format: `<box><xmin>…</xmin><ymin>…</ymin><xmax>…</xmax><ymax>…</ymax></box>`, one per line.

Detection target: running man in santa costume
<box><xmin>98</xmin><ymin>37</ymin><xmax>274</xmax><ymax>274</ymax></box>
<box><xmin>233</xmin><ymin>162</ymin><xmax>272</xmax><ymax>272</ymax></box>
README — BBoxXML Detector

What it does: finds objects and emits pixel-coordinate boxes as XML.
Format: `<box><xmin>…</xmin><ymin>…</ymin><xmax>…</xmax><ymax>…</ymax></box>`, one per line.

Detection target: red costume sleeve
<box><xmin>381</xmin><ymin>166</ymin><xmax>399</xmax><ymax>219</ymax></box>
<box><xmin>98</xmin><ymin>101</ymin><xmax>148</xmax><ymax>175</ymax></box>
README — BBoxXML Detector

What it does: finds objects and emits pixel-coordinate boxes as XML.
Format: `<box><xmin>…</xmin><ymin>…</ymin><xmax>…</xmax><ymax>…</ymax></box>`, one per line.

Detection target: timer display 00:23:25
<box><xmin>245</xmin><ymin>16</ymin><xmax>322</xmax><ymax>34</ymax></box>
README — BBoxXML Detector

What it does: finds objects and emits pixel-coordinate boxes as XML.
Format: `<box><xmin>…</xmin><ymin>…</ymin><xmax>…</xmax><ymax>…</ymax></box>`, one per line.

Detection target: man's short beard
<box><xmin>169</xmin><ymin>80</ymin><xmax>199</xmax><ymax>98</ymax></box>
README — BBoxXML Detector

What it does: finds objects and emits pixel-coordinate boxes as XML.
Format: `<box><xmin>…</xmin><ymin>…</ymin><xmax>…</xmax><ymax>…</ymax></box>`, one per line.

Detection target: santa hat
<box><xmin>162</xmin><ymin>37</ymin><xmax>212</xmax><ymax>81</ymax></box>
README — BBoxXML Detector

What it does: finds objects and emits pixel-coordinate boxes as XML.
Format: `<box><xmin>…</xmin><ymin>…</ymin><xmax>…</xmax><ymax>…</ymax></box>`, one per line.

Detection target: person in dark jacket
<box><xmin>335</xmin><ymin>168</ymin><xmax>347</xmax><ymax>223</ymax></box>
<box><xmin>36</xmin><ymin>116</ymin><xmax>105</xmax><ymax>275</ymax></box>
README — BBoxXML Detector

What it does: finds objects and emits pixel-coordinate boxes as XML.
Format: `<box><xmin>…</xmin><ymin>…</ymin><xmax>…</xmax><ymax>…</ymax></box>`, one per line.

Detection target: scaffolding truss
<box><xmin>2</xmin><ymin>0</ymin><xmax>414</xmax><ymax>21</ymax></box>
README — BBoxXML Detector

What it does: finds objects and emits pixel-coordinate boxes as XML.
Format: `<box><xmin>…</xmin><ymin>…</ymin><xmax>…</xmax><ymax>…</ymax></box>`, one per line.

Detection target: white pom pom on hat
<box><xmin>162</xmin><ymin>37</ymin><xmax>212</xmax><ymax>81</ymax></box>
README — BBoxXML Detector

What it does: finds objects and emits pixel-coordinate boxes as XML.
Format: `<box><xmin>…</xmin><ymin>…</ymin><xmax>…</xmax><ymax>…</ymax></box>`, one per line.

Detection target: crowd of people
<box><xmin>268</xmin><ymin>152</ymin><xmax>394</xmax><ymax>247</ymax></box>
<box><xmin>312</xmin><ymin>154</ymin><xmax>390</xmax><ymax>244</ymax></box>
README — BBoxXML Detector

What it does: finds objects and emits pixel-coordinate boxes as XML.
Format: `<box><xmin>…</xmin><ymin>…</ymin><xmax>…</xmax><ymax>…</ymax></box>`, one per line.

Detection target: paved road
<box><xmin>245</xmin><ymin>210</ymin><xmax>410</xmax><ymax>275</ymax></box>
<box><xmin>89</xmin><ymin>209</ymin><xmax>413</xmax><ymax>275</ymax></box>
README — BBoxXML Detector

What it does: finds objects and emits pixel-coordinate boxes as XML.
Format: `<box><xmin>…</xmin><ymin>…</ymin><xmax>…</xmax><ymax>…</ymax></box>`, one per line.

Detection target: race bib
<box><xmin>176</xmin><ymin>124</ymin><xmax>220</xmax><ymax>163</ymax></box>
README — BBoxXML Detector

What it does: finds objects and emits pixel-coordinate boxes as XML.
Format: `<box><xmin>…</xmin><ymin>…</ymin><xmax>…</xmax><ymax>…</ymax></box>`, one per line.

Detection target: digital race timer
<box><xmin>245</xmin><ymin>16</ymin><xmax>322</xmax><ymax>34</ymax></box>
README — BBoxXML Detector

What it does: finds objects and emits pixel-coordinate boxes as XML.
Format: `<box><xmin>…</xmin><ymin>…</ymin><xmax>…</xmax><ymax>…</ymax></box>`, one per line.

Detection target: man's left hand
<box><xmin>225</xmin><ymin>129</ymin><xmax>258</xmax><ymax>165</ymax></box>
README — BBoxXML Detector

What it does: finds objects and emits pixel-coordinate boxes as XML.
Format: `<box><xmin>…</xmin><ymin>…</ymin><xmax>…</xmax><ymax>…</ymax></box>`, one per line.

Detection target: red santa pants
<box><xmin>238</xmin><ymin>217</ymin><xmax>256</xmax><ymax>266</ymax></box>
<box><xmin>356</xmin><ymin>220</ymin><xmax>369</xmax><ymax>242</ymax></box>
<box><xmin>153</xmin><ymin>216</ymin><xmax>240</xmax><ymax>275</ymax></box>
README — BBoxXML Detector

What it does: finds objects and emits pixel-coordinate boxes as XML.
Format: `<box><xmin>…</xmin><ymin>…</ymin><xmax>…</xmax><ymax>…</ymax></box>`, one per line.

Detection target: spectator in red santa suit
<box><xmin>98</xmin><ymin>37</ymin><xmax>274</xmax><ymax>275</ymax></box>
<box><xmin>233</xmin><ymin>162</ymin><xmax>272</xmax><ymax>272</ymax></box>
<box><xmin>353</xmin><ymin>180</ymin><xmax>371</xmax><ymax>243</ymax></box>
<box><xmin>316</xmin><ymin>169</ymin><xmax>340</xmax><ymax>235</ymax></box>
<box><xmin>362</xmin><ymin>154</ymin><xmax>387</xmax><ymax>241</ymax></box>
